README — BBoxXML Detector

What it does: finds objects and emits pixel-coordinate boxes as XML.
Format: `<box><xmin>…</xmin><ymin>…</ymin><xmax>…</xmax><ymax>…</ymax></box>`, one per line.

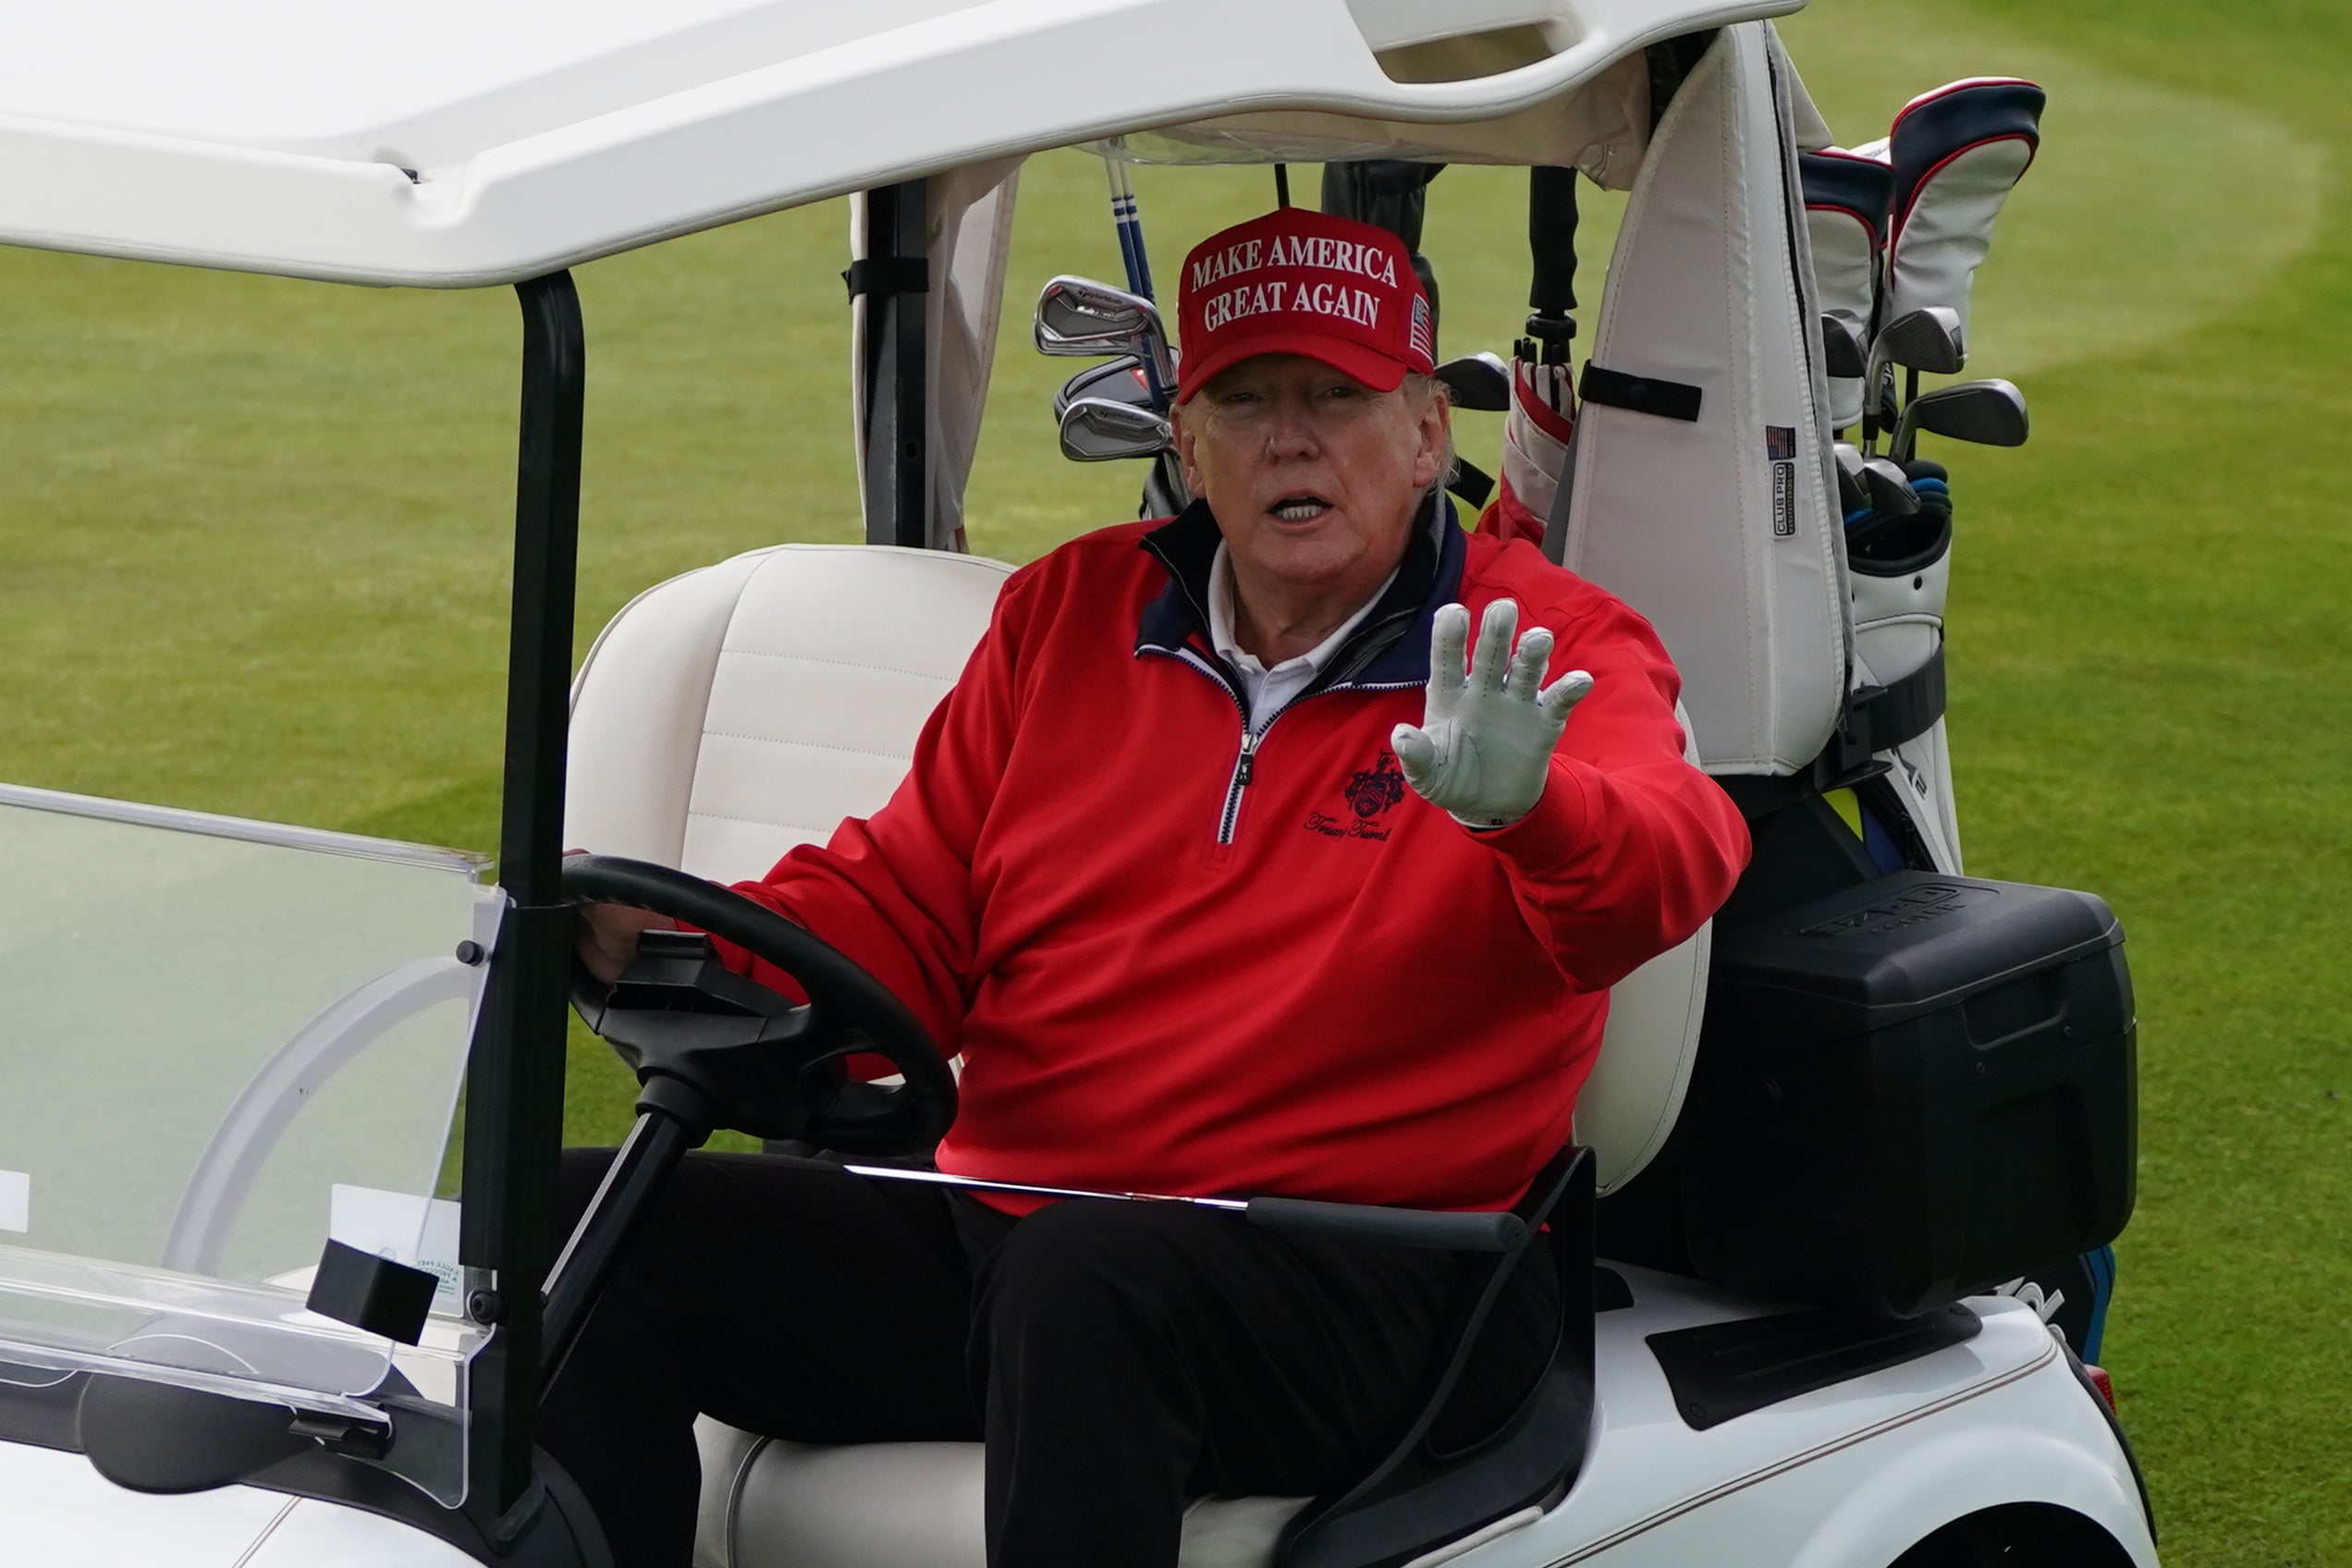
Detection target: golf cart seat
<box><xmin>566</xmin><ymin>542</ymin><xmax>1711</xmax><ymax>1568</ymax></box>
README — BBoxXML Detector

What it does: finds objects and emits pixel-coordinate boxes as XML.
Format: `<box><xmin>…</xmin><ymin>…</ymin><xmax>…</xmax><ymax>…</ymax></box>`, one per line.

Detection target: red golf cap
<box><xmin>1175</xmin><ymin>207</ymin><xmax>1434</xmax><ymax>404</ymax></box>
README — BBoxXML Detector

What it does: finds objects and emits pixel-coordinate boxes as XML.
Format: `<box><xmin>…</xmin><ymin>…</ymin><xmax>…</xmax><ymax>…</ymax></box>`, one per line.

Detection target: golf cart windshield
<box><xmin>0</xmin><ymin>784</ymin><xmax>495</xmax><ymax>1499</ymax></box>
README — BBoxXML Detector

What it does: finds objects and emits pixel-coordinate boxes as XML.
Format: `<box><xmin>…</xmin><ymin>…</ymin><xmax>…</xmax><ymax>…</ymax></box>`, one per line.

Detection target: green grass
<box><xmin>1</xmin><ymin>1</ymin><xmax>2347</xmax><ymax>1561</ymax></box>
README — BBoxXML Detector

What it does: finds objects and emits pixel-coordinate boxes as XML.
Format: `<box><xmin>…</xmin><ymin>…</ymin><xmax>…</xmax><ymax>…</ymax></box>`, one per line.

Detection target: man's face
<box><xmin>1173</xmin><ymin>354</ymin><xmax>1450</xmax><ymax>597</ymax></box>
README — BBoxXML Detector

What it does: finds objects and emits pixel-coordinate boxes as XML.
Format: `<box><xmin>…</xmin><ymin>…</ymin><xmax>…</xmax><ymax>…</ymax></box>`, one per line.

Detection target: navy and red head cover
<box><xmin>1175</xmin><ymin>207</ymin><xmax>1434</xmax><ymax>404</ymax></box>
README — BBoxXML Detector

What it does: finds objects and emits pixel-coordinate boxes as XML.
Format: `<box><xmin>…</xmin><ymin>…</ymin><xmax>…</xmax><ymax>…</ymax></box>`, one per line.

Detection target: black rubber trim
<box><xmin>841</xmin><ymin>256</ymin><xmax>930</xmax><ymax>298</ymax></box>
<box><xmin>1577</xmin><ymin>362</ymin><xmax>1701</xmax><ymax>423</ymax></box>
<box><xmin>1648</xmin><ymin>1303</ymin><xmax>1981</xmax><ymax>1430</ymax></box>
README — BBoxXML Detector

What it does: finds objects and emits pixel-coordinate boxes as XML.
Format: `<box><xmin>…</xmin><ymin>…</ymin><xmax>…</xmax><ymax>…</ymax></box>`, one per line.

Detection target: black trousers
<box><xmin>539</xmin><ymin>1149</ymin><xmax>1555</xmax><ymax>1568</ymax></box>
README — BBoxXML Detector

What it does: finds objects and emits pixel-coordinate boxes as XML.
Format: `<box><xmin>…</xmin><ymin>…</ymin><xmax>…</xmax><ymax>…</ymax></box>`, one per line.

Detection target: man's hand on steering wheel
<box><xmin>573</xmin><ymin>888</ymin><xmax>676</xmax><ymax>986</ymax></box>
<box><xmin>561</xmin><ymin>853</ymin><xmax>958</xmax><ymax>1155</ymax></box>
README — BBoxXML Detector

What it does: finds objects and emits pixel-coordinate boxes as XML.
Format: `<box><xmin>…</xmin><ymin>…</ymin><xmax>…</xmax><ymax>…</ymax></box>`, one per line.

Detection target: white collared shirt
<box><xmin>1207</xmin><ymin>544</ymin><xmax>1399</xmax><ymax>729</ymax></box>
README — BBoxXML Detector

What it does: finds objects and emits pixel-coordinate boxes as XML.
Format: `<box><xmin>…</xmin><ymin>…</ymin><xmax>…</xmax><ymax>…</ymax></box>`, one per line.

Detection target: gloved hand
<box><xmin>1391</xmin><ymin>598</ymin><xmax>1594</xmax><ymax>828</ymax></box>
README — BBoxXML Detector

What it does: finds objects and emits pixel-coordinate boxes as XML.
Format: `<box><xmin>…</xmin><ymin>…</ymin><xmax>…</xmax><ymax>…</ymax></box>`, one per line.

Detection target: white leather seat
<box><xmin>566</xmin><ymin>543</ymin><xmax>1712</xmax><ymax>1568</ymax></box>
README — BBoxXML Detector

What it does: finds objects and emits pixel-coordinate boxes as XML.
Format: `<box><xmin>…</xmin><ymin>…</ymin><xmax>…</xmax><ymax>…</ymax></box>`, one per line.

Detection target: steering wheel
<box><xmin>561</xmin><ymin>853</ymin><xmax>956</xmax><ymax>1157</ymax></box>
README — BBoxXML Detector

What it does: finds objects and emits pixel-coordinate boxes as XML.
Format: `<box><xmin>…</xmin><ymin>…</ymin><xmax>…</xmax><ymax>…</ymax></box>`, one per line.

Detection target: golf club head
<box><xmin>1059</xmin><ymin>396</ymin><xmax>1172</xmax><ymax>462</ymax></box>
<box><xmin>1895</xmin><ymin>377</ymin><xmax>2029</xmax><ymax>460</ymax></box>
<box><xmin>1878</xmin><ymin>305</ymin><xmax>1966</xmax><ymax>375</ymax></box>
<box><xmin>1434</xmin><ymin>351</ymin><xmax>1511</xmax><ymax>412</ymax></box>
<box><xmin>1833</xmin><ymin>442</ymin><xmax>1869</xmax><ymax>515</ymax></box>
<box><xmin>1054</xmin><ymin>356</ymin><xmax>1155</xmax><ymax>421</ymax></box>
<box><xmin>1820</xmin><ymin>316</ymin><xmax>1868</xmax><ymax>380</ymax></box>
<box><xmin>1035</xmin><ymin>276</ymin><xmax>1177</xmax><ymax>392</ymax></box>
<box><xmin>1861</xmin><ymin>456</ymin><xmax>1921</xmax><ymax>516</ymax></box>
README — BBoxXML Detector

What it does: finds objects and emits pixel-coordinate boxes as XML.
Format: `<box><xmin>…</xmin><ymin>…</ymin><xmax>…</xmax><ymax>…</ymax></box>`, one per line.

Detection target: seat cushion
<box><xmin>692</xmin><ymin>1422</ymin><xmax>1307</xmax><ymax>1568</ymax></box>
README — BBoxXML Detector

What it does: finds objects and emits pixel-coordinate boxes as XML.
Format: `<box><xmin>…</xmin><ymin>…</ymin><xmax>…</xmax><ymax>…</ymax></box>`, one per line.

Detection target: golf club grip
<box><xmin>1245</xmin><ymin>1195</ymin><xmax>1528</xmax><ymax>1254</ymax></box>
<box><xmin>1526</xmin><ymin>165</ymin><xmax>1579</xmax><ymax>317</ymax></box>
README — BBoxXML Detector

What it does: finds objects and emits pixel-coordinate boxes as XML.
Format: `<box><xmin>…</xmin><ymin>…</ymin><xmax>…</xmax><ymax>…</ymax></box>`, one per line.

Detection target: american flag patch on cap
<box><xmin>1411</xmin><ymin>296</ymin><xmax>1434</xmax><ymax>361</ymax></box>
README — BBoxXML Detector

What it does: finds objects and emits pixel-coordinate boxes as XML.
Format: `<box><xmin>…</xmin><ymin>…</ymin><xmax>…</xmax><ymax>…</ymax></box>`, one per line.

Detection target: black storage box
<box><xmin>1612</xmin><ymin>872</ymin><xmax>2136</xmax><ymax>1318</ymax></box>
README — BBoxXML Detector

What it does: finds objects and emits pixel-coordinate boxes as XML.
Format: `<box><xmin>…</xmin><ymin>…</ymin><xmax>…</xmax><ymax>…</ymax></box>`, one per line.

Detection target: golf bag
<box><xmin>1550</xmin><ymin>20</ymin><xmax>1847</xmax><ymax>779</ymax></box>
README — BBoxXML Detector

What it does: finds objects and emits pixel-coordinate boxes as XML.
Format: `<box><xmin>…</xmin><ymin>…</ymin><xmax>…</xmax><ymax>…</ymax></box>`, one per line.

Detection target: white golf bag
<box><xmin>1544</xmin><ymin>24</ymin><xmax>1998</xmax><ymax>877</ymax></box>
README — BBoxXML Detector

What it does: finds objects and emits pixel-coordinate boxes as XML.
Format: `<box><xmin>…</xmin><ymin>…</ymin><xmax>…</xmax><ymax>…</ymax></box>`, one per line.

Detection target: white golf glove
<box><xmin>1391</xmin><ymin>599</ymin><xmax>1593</xmax><ymax>828</ymax></box>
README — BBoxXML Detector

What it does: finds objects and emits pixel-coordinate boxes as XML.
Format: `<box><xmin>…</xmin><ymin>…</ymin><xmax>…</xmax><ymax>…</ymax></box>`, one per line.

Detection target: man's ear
<box><xmin>1171</xmin><ymin>402</ymin><xmax>1205</xmax><ymax>496</ymax></box>
<box><xmin>1410</xmin><ymin>390</ymin><xmax>1452</xmax><ymax>491</ymax></box>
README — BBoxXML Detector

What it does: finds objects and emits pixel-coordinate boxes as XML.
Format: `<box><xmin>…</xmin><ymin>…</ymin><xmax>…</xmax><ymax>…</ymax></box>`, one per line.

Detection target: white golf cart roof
<box><xmin>0</xmin><ymin>0</ymin><xmax>1795</xmax><ymax>287</ymax></box>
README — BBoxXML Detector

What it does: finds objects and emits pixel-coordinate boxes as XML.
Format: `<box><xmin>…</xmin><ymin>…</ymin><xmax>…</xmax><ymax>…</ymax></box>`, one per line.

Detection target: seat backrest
<box><xmin>566</xmin><ymin>544</ymin><xmax>1704</xmax><ymax>1192</ymax></box>
<box><xmin>567</xmin><ymin>544</ymin><xmax>1014</xmax><ymax>879</ymax></box>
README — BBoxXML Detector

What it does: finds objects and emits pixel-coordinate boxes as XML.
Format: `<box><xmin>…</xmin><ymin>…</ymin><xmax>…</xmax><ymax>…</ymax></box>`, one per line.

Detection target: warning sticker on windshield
<box><xmin>0</xmin><ymin>1170</ymin><xmax>26</xmax><ymax>1233</ymax></box>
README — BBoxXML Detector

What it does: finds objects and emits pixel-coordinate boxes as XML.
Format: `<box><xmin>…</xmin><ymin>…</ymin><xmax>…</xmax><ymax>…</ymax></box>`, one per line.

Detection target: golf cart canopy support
<box><xmin>0</xmin><ymin>0</ymin><xmax>1796</xmax><ymax>287</ymax></box>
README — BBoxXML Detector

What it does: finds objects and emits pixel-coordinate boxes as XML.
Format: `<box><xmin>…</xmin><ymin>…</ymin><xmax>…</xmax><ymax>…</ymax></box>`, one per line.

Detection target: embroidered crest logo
<box><xmin>1343</xmin><ymin>749</ymin><xmax>1407</xmax><ymax>819</ymax></box>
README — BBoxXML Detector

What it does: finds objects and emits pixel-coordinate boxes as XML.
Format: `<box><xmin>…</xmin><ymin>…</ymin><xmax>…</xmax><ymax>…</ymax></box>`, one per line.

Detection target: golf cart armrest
<box><xmin>1275</xmin><ymin>1145</ymin><xmax>1599</xmax><ymax>1568</ymax></box>
<box><xmin>1244</xmin><ymin>1196</ymin><xmax>1529</xmax><ymax>1254</ymax></box>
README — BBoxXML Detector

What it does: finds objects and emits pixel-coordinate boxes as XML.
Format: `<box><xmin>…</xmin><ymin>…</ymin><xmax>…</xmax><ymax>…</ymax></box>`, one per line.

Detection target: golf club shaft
<box><xmin>1105</xmin><ymin>152</ymin><xmax>1155</xmax><ymax>302</ymax></box>
<box><xmin>839</xmin><ymin>1164</ymin><xmax>1526</xmax><ymax>1252</ymax></box>
<box><xmin>845</xmin><ymin>1162</ymin><xmax>1241</xmax><ymax>1209</ymax></box>
<box><xmin>1102</xmin><ymin>152</ymin><xmax>1171</xmax><ymax>407</ymax></box>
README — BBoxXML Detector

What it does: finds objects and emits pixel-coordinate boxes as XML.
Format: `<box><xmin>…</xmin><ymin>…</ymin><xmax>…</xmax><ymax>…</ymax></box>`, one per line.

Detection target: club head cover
<box><xmin>1802</xmin><ymin>149</ymin><xmax>1897</xmax><ymax>432</ymax></box>
<box><xmin>1882</xmin><ymin>79</ymin><xmax>2047</xmax><ymax>343</ymax></box>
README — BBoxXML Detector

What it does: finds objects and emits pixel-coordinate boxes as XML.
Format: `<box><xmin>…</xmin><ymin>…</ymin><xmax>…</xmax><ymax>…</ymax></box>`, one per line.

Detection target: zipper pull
<box><xmin>1237</xmin><ymin>729</ymin><xmax>1258</xmax><ymax>785</ymax></box>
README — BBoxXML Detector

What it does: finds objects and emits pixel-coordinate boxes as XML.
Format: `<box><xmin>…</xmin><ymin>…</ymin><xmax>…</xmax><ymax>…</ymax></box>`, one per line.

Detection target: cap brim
<box><xmin>1175</xmin><ymin>330</ymin><xmax>1410</xmax><ymax>404</ymax></box>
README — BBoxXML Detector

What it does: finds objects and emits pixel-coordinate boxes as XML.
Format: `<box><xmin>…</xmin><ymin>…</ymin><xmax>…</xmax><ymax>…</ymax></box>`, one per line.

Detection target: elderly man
<box><xmin>555</xmin><ymin>205</ymin><xmax>1747</xmax><ymax>1568</ymax></box>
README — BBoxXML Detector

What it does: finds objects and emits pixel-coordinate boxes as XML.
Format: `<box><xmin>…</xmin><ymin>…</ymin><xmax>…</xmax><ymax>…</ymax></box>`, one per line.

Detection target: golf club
<box><xmin>1893</xmin><ymin>378</ymin><xmax>2028</xmax><ymax>462</ymax></box>
<box><xmin>1833</xmin><ymin>441</ymin><xmax>1870</xmax><ymax>516</ymax></box>
<box><xmin>1820</xmin><ymin>315</ymin><xmax>1868</xmax><ymax>380</ymax></box>
<box><xmin>1053</xmin><ymin>355</ymin><xmax>1154</xmax><ymax>421</ymax></box>
<box><xmin>1101</xmin><ymin>142</ymin><xmax>1157</xmax><ymax>303</ymax></box>
<box><xmin>1880</xmin><ymin>78</ymin><xmax>2045</xmax><ymax>343</ymax></box>
<box><xmin>1861</xmin><ymin>455</ymin><xmax>1921</xmax><ymax>516</ymax></box>
<box><xmin>1059</xmin><ymin>395</ymin><xmax>1170</xmax><ymax>462</ymax></box>
<box><xmin>1861</xmin><ymin>304</ymin><xmax>1964</xmax><ymax>454</ymax></box>
<box><xmin>1035</xmin><ymin>276</ymin><xmax>1178</xmax><ymax>397</ymax></box>
<box><xmin>839</xmin><ymin>1163</ymin><xmax>1525</xmax><ymax>1252</ymax></box>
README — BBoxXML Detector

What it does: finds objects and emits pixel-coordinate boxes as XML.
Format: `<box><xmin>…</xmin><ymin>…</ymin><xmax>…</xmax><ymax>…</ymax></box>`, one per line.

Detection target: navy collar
<box><xmin>1135</xmin><ymin>492</ymin><xmax>1464</xmax><ymax>692</ymax></box>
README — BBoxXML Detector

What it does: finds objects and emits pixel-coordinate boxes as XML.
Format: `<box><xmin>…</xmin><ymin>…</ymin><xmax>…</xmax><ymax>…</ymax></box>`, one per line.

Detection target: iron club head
<box><xmin>1053</xmin><ymin>356</ymin><xmax>1154</xmax><ymax>422</ymax></box>
<box><xmin>1820</xmin><ymin>315</ymin><xmax>1868</xmax><ymax>380</ymax></box>
<box><xmin>1035</xmin><ymin>276</ymin><xmax>1177</xmax><ymax>397</ymax></box>
<box><xmin>1058</xmin><ymin>396</ymin><xmax>1172</xmax><ymax>462</ymax></box>
<box><xmin>1861</xmin><ymin>305</ymin><xmax>1966</xmax><ymax>455</ymax></box>
<box><xmin>1893</xmin><ymin>378</ymin><xmax>2028</xmax><ymax>462</ymax></box>
<box><xmin>1860</xmin><ymin>456</ymin><xmax>1921</xmax><ymax>516</ymax></box>
<box><xmin>1833</xmin><ymin>442</ymin><xmax>1869</xmax><ymax>515</ymax></box>
<box><xmin>1878</xmin><ymin>305</ymin><xmax>1966</xmax><ymax>375</ymax></box>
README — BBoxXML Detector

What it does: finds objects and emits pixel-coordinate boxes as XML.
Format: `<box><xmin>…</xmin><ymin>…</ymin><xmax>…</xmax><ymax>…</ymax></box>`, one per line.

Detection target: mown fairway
<box><xmin>0</xmin><ymin>0</ymin><xmax>2343</xmax><ymax>1561</ymax></box>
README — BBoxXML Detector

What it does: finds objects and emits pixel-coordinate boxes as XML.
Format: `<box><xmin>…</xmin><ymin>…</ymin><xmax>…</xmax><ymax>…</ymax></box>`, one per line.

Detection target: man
<box><xmin>557</xmin><ymin>205</ymin><xmax>1748</xmax><ymax>1567</ymax></box>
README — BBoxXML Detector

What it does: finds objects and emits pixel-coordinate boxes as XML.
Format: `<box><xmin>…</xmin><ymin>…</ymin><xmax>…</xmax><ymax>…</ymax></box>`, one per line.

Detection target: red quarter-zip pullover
<box><xmin>717</xmin><ymin>504</ymin><xmax>1748</xmax><ymax>1213</ymax></box>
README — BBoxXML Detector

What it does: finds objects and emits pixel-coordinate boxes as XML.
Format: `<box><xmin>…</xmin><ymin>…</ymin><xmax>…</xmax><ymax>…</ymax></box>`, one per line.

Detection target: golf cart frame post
<box><xmin>857</xmin><ymin>179</ymin><xmax>933</xmax><ymax>549</ymax></box>
<box><xmin>458</xmin><ymin>269</ymin><xmax>586</xmax><ymax>1526</ymax></box>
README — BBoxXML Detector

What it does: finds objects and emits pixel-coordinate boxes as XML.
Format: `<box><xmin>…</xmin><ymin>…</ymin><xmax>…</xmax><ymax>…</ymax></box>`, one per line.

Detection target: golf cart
<box><xmin>0</xmin><ymin>2</ymin><xmax>2154</xmax><ymax>1565</ymax></box>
